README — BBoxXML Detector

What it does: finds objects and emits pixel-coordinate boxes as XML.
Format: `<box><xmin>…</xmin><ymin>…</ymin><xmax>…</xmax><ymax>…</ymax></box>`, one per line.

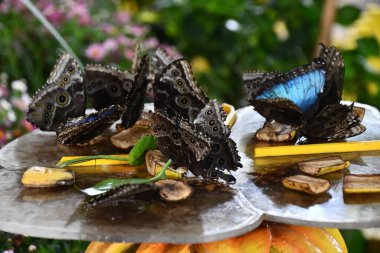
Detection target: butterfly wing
<box><xmin>121</xmin><ymin>55</ymin><xmax>150</xmax><ymax>129</ymax></box>
<box><xmin>27</xmin><ymin>53</ymin><xmax>85</xmax><ymax>131</ymax></box>
<box><xmin>84</xmin><ymin>65</ymin><xmax>134</xmax><ymax>110</ymax></box>
<box><xmin>57</xmin><ymin>105</ymin><xmax>124</xmax><ymax>144</ymax></box>
<box><xmin>150</xmin><ymin>110</ymin><xmax>211</xmax><ymax>166</ymax></box>
<box><xmin>244</xmin><ymin>58</ymin><xmax>327</xmax><ymax>125</ymax></box>
<box><xmin>301</xmin><ymin>103</ymin><xmax>366</xmax><ymax>140</ymax></box>
<box><xmin>154</xmin><ymin>59</ymin><xmax>209</xmax><ymax>123</ymax></box>
<box><xmin>193</xmin><ymin>100</ymin><xmax>242</xmax><ymax>182</ymax></box>
<box><xmin>316</xmin><ymin>43</ymin><xmax>345</xmax><ymax>109</ymax></box>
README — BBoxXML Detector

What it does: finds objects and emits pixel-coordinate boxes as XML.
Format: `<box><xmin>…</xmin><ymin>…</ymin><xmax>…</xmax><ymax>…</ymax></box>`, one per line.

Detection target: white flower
<box><xmin>7</xmin><ymin>110</ymin><xmax>16</xmax><ymax>122</ymax></box>
<box><xmin>0</xmin><ymin>99</ymin><xmax>11</xmax><ymax>110</ymax></box>
<box><xmin>11</xmin><ymin>80</ymin><xmax>27</xmax><ymax>93</ymax></box>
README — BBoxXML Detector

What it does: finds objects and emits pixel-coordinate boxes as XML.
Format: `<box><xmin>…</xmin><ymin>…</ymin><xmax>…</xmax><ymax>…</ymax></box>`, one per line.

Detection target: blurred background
<box><xmin>0</xmin><ymin>0</ymin><xmax>380</xmax><ymax>252</ymax></box>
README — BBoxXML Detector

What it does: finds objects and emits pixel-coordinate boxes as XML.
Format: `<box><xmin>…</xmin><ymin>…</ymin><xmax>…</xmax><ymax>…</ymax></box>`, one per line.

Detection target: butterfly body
<box><xmin>56</xmin><ymin>105</ymin><xmax>124</xmax><ymax>144</ymax></box>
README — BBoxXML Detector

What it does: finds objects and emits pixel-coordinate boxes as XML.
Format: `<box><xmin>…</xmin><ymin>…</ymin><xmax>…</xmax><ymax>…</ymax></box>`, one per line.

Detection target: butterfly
<box><xmin>56</xmin><ymin>105</ymin><xmax>124</xmax><ymax>144</ymax></box>
<box><xmin>151</xmin><ymin>100</ymin><xmax>241</xmax><ymax>182</ymax></box>
<box><xmin>120</xmin><ymin>55</ymin><xmax>150</xmax><ymax>129</ymax></box>
<box><xmin>84</xmin><ymin>64</ymin><xmax>134</xmax><ymax>111</ymax></box>
<box><xmin>244</xmin><ymin>58</ymin><xmax>327</xmax><ymax>125</ymax></box>
<box><xmin>153</xmin><ymin>58</ymin><xmax>209</xmax><ymax>123</ymax></box>
<box><xmin>244</xmin><ymin>44</ymin><xmax>365</xmax><ymax>140</ymax></box>
<box><xmin>27</xmin><ymin>53</ymin><xmax>86</xmax><ymax>131</ymax></box>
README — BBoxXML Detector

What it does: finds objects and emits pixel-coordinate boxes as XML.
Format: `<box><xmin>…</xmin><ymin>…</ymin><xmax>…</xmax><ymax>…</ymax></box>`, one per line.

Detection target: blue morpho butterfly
<box><xmin>244</xmin><ymin>44</ymin><xmax>365</xmax><ymax>140</ymax></box>
<box><xmin>27</xmin><ymin>53</ymin><xmax>86</xmax><ymax>131</ymax></box>
<box><xmin>56</xmin><ymin>55</ymin><xmax>150</xmax><ymax>144</ymax></box>
<box><xmin>151</xmin><ymin>51</ymin><xmax>241</xmax><ymax>182</ymax></box>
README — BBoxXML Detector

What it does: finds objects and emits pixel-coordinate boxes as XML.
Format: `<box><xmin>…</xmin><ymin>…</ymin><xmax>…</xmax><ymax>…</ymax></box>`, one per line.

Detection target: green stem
<box><xmin>56</xmin><ymin>155</ymin><xmax>129</xmax><ymax>168</ymax></box>
<box><xmin>81</xmin><ymin>159</ymin><xmax>171</xmax><ymax>196</ymax></box>
<box><xmin>21</xmin><ymin>0</ymin><xmax>83</xmax><ymax>69</ymax></box>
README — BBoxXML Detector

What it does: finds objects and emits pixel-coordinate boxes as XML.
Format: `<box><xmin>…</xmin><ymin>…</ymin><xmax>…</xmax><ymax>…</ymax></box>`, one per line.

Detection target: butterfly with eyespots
<box><xmin>153</xmin><ymin>58</ymin><xmax>209</xmax><ymax>123</ymax></box>
<box><xmin>244</xmin><ymin>43</ymin><xmax>365</xmax><ymax>140</ymax></box>
<box><xmin>27</xmin><ymin>53</ymin><xmax>86</xmax><ymax>131</ymax></box>
<box><xmin>151</xmin><ymin>100</ymin><xmax>241</xmax><ymax>183</ymax></box>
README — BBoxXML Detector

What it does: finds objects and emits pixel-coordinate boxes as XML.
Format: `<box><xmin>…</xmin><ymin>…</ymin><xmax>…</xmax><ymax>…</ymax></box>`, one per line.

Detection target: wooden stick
<box><xmin>254</xmin><ymin>141</ymin><xmax>380</xmax><ymax>157</ymax></box>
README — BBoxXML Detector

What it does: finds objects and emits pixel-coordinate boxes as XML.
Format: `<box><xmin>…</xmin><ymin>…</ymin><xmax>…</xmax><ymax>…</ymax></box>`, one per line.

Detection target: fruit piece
<box><xmin>256</xmin><ymin>121</ymin><xmax>298</xmax><ymax>142</ymax></box>
<box><xmin>145</xmin><ymin>150</ymin><xmax>186</xmax><ymax>179</ymax></box>
<box><xmin>193</xmin><ymin>225</ymin><xmax>271</xmax><ymax>253</ymax></box>
<box><xmin>269</xmin><ymin>223</ymin><xmax>322</xmax><ymax>253</ymax></box>
<box><xmin>287</xmin><ymin>225</ymin><xmax>347</xmax><ymax>253</ymax></box>
<box><xmin>324</xmin><ymin>228</ymin><xmax>348</xmax><ymax>253</ymax></box>
<box><xmin>222</xmin><ymin>103</ymin><xmax>237</xmax><ymax>127</ymax></box>
<box><xmin>343</xmin><ymin>174</ymin><xmax>380</xmax><ymax>193</ymax></box>
<box><xmin>135</xmin><ymin>243</ymin><xmax>167</xmax><ymax>253</ymax></box>
<box><xmin>21</xmin><ymin>166</ymin><xmax>75</xmax><ymax>188</ymax></box>
<box><xmin>282</xmin><ymin>175</ymin><xmax>331</xmax><ymax>194</ymax></box>
<box><xmin>111</xmin><ymin>126</ymin><xmax>152</xmax><ymax>150</ymax></box>
<box><xmin>85</xmin><ymin>241</ymin><xmax>135</xmax><ymax>253</ymax></box>
<box><xmin>164</xmin><ymin>244</ymin><xmax>192</xmax><ymax>253</ymax></box>
<box><xmin>297</xmin><ymin>156</ymin><xmax>350</xmax><ymax>176</ymax></box>
<box><xmin>155</xmin><ymin>179</ymin><xmax>193</xmax><ymax>202</ymax></box>
<box><xmin>58</xmin><ymin>154</ymin><xmax>130</xmax><ymax>167</ymax></box>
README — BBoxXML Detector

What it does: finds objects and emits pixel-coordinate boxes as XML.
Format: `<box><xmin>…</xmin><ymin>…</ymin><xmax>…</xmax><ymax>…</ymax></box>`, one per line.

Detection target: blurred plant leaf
<box><xmin>337</xmin><ymin>5</ymin><xmax>361</xmax><ymax>26</ymax></box>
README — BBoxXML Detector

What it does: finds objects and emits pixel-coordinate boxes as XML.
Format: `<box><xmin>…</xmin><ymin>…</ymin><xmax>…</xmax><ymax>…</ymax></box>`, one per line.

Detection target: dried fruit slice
<box><xmin>343</xmin><ymin>174</ymin><xmax>380</xmax><ymax>193</ymax></box>
<box><xmin>298</xmin><ymin>156</ymin><xmax>350</xmax><ymax>176</ymax></box>
<box><xmin>145</xmin><ymin>150</ymin><xmax>186</xmax><ymax>179</ymax></box>
<box><xmin>155</xmin><ymin>179</ymin><xmax>193</xmax><ymax>202</ymax></box>
<box><xmin>111</xmin><ymin>126</ymin><xmax>152</xmax><ymax>150</ymax></box>
<box><xmin>22</xmin><ymin>166</ymin><xmax>75</xmax><ymax>188</ymax></box>
<box><xmin>256</xmin><ymin>121</ymin><xmax>298</xmax><ymax>142</ymax></box>
<box><xmin>282</xmin><ymin>175</ymin><xmax>331</xmax><ymax>194</ymax></box>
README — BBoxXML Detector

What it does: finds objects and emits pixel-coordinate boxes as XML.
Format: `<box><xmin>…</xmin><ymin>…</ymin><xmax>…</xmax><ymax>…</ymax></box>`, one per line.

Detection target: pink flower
<box><xmin>85</xmin><ymin>43</ymin><xmax>106</xmax><ymax>62</ymax></box>
<box><xmin>115</xmin><ymin>11</ymin><xmax>130</xmax><ymax>24</ymax></box>
<box><xmin>67</xmin><ymin>1</ymin><xmax>91</xmax><ymax>26</ymax></box>
<box><xmin>98</xmin><ymin>23</ymin><xmax>115</xmax><ymax>35</ymax></box>
<box><xmin>161</xmin><ymin>44</ymin><xmax>182</xmax><ymax>59</ymax></box>
<box><xmin>116</xmin><ymin>36</ymin><xmax>134</xmax><ymax>47</ymax></box>
<box><xmin>103</xmin><ymin>38</ymin><xmax>118</xmax><ymax>53</ymax></box>
<box><xmin>11</xmin><ymin>94</ymin><xmax>30</xmax><ymax>111</ymax></box>
<box><xmin>22</xmin><ymin>119</ymin><xmax>35</xmax><ymax>131</ymax></box>
<box><xmin>38</xmin><ymin>1</ymin><xmax>65</xmax><ymax>26</ymax></box>
<box><xmin>144</xmin><ymin>37</ymin><xmax>159</xmax><ymax>49</ymax></box>
<box><xmin>0</xmin><ymin>85</ymin><xmax>9</xmax><ymax>98</ymax></box>
<box><xmin>128</xmin><ymin>25</ymin><xmax>146</xmax><ymax>37</ymax></box>
<box><xmin>124</xmin><ymin>48</ymin><xmax>135</xmax><ymax>60</ymax></box>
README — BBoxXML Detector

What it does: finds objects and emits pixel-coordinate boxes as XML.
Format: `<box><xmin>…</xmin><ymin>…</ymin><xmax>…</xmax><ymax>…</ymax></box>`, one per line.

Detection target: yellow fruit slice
<box><xmin>297</xmin><ymin>156</ymin><xmax>350</xmax><ymax>176</ymax></box>
<box><xmin>135</xmin><ymin>243</ymin><xmax>167</xmax><ymax>253</ymax></box>
<box><xmin>21</xmin><ymin>166</ymin><xmax>74</xmax><ymax>188</ymax></box>
<box><xmin>58</xmin><ymin>154</ymin><xmax>130</xmax><ymax>166</ymax></box>
<box><xmin>145</xmin><ymin>150</ymin><xmax>186</xmax><ymax>179</ymax></box>
<box><xmin>282</xmin><ymin>175</ymin><xmax>331</xmax><ymax>194</ymax></box>
<box><xmin>222</xmin><ymin>103</ymin><xmax>237</xmax><ymax>127</ymax></box>
<box><xmin>324</xmin><ymin>228</ymin><xmax>348</xmax><ymax>253</ymax></box>
<box><xmin>343</xmin><ymin>174</ymin><xmax>380</xmax><ymax>193</ymax></box>
<box><xmin>254</xmin><ymin>140</ymin><xmax>380</xmax><ymax>157</ymax></box>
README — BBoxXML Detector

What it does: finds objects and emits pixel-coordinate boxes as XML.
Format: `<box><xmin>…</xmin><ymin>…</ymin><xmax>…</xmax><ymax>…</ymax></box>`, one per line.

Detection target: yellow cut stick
<box><xmin>254</xmin><ymin>141</ymin><xmax>380</xmax><ymax>157</ymax></box>
<box><xmin>222</xmin><ymin>103</ymin><xmax>237</xmax><ymax>127</ymax></box>
<box><xmin>58</xmin><ymin>154</ymin><xmax>129</xmax><ymax>166</ymax></box>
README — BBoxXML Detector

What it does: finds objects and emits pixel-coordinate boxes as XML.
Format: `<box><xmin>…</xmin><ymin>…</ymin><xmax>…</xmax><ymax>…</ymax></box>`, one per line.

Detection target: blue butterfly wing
<box><xmin>256</xmin><ymin>69</ymin><xmax>326</xmax><ymax>113</ymax></box>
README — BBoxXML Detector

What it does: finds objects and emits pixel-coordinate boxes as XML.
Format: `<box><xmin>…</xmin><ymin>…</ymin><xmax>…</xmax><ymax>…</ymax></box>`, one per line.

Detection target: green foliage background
<box><xmin>1</xmin><ymin>0</ymin><xmax>380</xmax><ymax>252</ymax></box>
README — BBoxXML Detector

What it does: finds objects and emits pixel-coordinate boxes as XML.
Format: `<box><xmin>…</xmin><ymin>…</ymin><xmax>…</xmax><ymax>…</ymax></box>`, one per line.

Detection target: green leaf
<box><xmin>81</xmin><ymin>159</ymin><xmax>171</xmax><ymax>196</ymax></box>
<box><xmin>357</xmin><ymin>37</ymin><xmax>379</xmax><ymax>57</ymax></box>
<box><xmin>336</xmin><ymin>5</ymin><xmax>361</xmax><ymax>26</ymax></box>
<box><xmin>128</xmin><ymin>134</ymin><xmax>157</xmax><ymax>165</ymax></box>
